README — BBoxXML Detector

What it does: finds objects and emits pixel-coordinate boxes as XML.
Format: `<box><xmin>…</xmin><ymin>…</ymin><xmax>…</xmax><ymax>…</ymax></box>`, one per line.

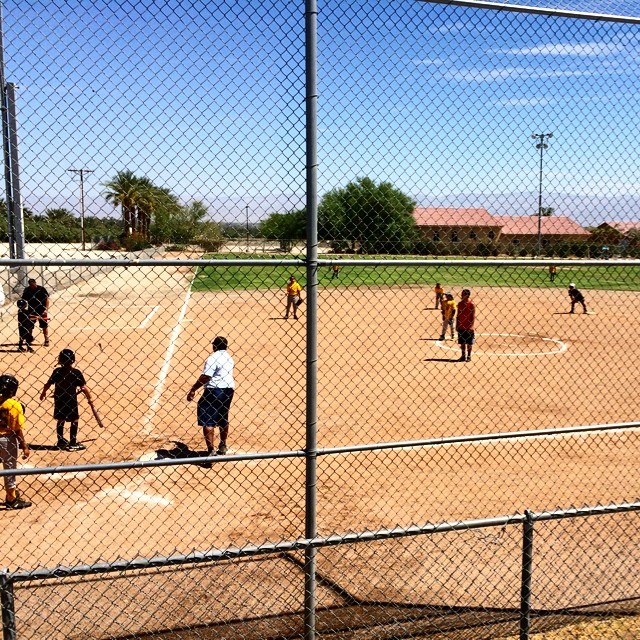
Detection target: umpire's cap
<box><xmin>16</xmin><ymin>299</ymin><xmax>28</xmax><ymax>310</ymax></box>
<box><xmin>0</xmin><ymin>374</ymin><xmax>19</xmax><ymax>397</ymax></box>
<box><xmin>58</xmin><ymin>349</ymin><xmax>76</xmax><ymax>366</ymax></box>
<box><xmin>212</xmin><ymin>336</ymin><xmax>228</xmax><ymax>351</ymax></box>
<box><xmin>569</xmin><ymin>283</ymin><xmax>576</xmax><ymax>288</ymax></box>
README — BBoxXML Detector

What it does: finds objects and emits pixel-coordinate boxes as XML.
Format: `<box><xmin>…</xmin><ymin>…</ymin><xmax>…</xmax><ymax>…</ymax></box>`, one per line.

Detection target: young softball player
<box><xmin>434</xmin><ymin>283</ymin><xmax>444</xmax><ymax>310</ymax></box>
<box><xmin>439</xmin><ymin>292</ymin><xmax>456</xmax><ymax>341</ymax></box>
<box><xmin>40</xmin><ymin>349</ymin><xmax>92</xmax><ymax>450</ymax></box>
<box><xmin>0</xmin><ymin>374</ymin><xmax>31</xmax><ymax>509</ymax></box>
<box><xmin>17</xmin><ymin>299</ymin><xmax>35</xmax><ymax>352</ymax></box>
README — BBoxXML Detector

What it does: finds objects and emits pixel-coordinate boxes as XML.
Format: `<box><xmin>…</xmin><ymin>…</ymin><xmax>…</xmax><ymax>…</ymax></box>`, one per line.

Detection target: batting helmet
<box><xmin>58</xmin><ymin>349</ymin><xmax>76</xmax><ymax>366</ymax></box>
<box><xmin>16</xmin><ymin>299</ymin><xmax>28</xmax><ymax>310</ymax></box>
<box><xmin>0</xmin><ymin>374</ymin><xmax>19</xmax><ymax>397</ymax></box>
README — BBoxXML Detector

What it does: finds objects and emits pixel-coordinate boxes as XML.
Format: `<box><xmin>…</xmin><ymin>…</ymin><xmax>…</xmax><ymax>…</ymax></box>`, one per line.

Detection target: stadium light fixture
<box><xmin>531</xmin><ymin>133</ymin><xmax>553</xmax><ymax>257</ymax></box>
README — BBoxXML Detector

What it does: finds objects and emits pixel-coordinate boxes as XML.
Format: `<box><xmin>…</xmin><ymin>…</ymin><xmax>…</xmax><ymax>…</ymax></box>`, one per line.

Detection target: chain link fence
<box><xmin>0</xmin><ymin>0</ymin><xmax>639</xmax><ymax>638</ymax></box>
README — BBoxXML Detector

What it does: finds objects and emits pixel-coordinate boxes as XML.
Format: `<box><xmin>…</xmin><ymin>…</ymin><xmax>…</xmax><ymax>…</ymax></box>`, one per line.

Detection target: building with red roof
<box><xmin>413</xmin><ymin>207</ymin><xmax>503</xmax><ymax>248</ymax></box>
<box><xmin>494</xmin><ymin>215</ymin><xmax>590</xmax><ymax>250</ymax></box>
<box><xmin>412</xmin><ymin>208</ymin><xmax>591</xmax><ymax>253</ymax></box>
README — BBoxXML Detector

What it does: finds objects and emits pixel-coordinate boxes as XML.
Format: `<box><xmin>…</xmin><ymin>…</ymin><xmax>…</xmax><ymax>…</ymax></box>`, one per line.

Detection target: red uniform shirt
<box><xmin>456</xmin><ymin>299</ymin><xmax>475</xmax><ymax>331</ymax></box>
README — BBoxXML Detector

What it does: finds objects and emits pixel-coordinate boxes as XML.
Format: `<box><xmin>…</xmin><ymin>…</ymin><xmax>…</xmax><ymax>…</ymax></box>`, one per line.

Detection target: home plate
<box><xmin>94</xmin><ymin>488</ymin><xmax>172</xmax><ymax>506</ymax></box>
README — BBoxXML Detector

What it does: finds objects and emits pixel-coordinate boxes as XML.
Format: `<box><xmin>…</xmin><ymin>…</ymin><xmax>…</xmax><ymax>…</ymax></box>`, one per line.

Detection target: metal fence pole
<box><xmin>519</xmin><ymin>510</ymin><xmax>535</xmax><ymax>640</ymax></box>
<box><xmin>304</xmin><ymin>0</ymin><xmax>319</xmax><ymax>638</ymax></box>
<box><xmin>0</xmin><ymin>570</ymin><xmax>16</xmax><ymax>640</ymax></box>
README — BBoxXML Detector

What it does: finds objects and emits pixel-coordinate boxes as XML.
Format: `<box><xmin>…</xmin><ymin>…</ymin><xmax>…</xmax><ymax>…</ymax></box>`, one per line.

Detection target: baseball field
<box><xmin>0</xmin><ymin>259</ymin><xmax>638</xmax><ymax>637</ymax></box>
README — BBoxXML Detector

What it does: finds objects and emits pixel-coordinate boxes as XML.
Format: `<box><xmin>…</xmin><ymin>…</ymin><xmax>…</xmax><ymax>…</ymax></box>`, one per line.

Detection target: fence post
<box><xmin>303</xmin><ymin>0</ymin><xmax>318</xmax><ymax>636</ymax></box>
<box><xmin>0</xmin><ymin>569</ymin><xmax>16</xmax><ymax>640</ymax></box>
<box><xmin>519</xmin><ymin>510</ymin><xmax>535</xmax><ymax>640</ymax></box>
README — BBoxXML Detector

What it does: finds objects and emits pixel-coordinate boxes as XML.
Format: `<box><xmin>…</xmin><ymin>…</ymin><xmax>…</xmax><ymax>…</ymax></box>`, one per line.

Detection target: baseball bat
<box><xmin>88</xmin><ymin>400</ymin><xmax>105</xmax><ymax>429</ymax></box>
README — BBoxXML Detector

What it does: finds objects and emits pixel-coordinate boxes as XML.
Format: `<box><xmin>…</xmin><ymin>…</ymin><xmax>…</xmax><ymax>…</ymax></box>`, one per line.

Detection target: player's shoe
<box><xmin>27</xmin><ymin>346</ymin><xmax>34</xmax><ymax>353</ymax></box>
<box><xmin>216</xmin><ymin>443</ymin><xmax>228</xmax><ymax>455</ymax></box>
<box><xmin>439</xmin><ymin>335</ymin><xmax>445</xmax><ymax>341</ymax></box>
<box><xmin>67</xmin><ymin>442</ymin><xmax>86</xmax><ymax>451</ymax></box>
<box><xmin>56</xmin><ymin>438</ymin><xmax>69</xmax><ymax>450</ymax></box>
<box><xmin>6</xmin><ymin>492</ymin><xmax>32</xmax><ymax>510</ymax></box>
<box><xmin>457</xmin><ymin>356</ymin><xmax>466</xmax><ymax>361</ymax></box>
<box><xmin>43</xmin><ymin>340</ymin><xmax>50</xmax><ymax>347</ymax></box>
<box><xmin>17</xmin><ymin>345</ymin><xmax>25</xmax><ymax>352</ymax></box>
<box><xmin>466</xmin><ymin>356</ymin><xmax>471</xmax><ymax>362</ymax></box>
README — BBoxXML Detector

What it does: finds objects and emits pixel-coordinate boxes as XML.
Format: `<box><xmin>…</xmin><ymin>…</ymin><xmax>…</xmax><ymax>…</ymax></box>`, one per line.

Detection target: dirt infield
<box><xmin>0</xmin><ymin>265</ymin><xmax>638</xmax><ymax>577</ymax></box>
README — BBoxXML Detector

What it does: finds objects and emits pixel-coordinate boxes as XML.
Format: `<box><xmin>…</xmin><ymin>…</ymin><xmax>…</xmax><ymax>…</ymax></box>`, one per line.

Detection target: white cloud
<box><xmin>428</xmin><ymin>21</ymin><xmax>467</xmax><ymax>35</ymax></box>
<box><xmin>411</xmin><ymin>58</ymin><xmax>445</xmax><ymax>66</ymax></box>
<box><xmin>494</xmin><ymin>97</ymin><xmax>553</xmax><ymax>106</ymax></box>
<box><xmin>499</xmin><ymin>43</ymin><xmax>626</xmax><ymax>57</ymax></box>
<box><xmin>446</xmin><ymin>67</ymin><xmax>594</xmax><ymax>82</ymax></box>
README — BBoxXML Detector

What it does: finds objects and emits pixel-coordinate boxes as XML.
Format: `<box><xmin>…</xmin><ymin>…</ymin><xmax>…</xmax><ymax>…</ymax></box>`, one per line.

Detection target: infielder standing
<box><xmin>568</xmin><ymin>284</ymin><xmax>588</xmax><ymax>314</ymax></box>
<box><xmin>284</xmin><ymin>275</ymin><xmax>302</xmax><ymax>320</ymax></box>
<box><xmin>439</xmin><ymin>292</ymin><xmax>456</xmax><ymax>341</ymax></box>
<box><xmin>456</xmin><ymin>289</ymin><xmax>476</xmax><ymax>362</ymax></box>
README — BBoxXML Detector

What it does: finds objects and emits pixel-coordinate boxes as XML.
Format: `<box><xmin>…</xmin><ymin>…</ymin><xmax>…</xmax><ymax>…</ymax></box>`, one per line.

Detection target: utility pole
<box><xmin>531</xmin><ymin>132</ymin><xmax>552</xmax><ymax>257</ymax></box>
<box><xmin>68</xmin><ymin>168</ymin><xmax>94</xmax><ymax>250</ymax></box>
<box><xmin>245</xmin><ymin>204</ymin><xmax>250</xmax><ymax>252</ymax></box>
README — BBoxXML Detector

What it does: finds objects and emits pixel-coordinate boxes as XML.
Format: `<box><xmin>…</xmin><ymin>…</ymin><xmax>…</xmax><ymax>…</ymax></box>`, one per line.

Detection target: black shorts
<box><xmin>197</xmin><ymin>388</ymin><xmax>234</xmax><ymax>428</ymax></box>
<box><xmin>53</xmin><ymin>395</ymin><xmax>80</xmax><ymax>421</ymax></box>
<box><xmin>457</xmin><ymin>330</ymin><xmax>475</xmax><ymax>345</ymax></box>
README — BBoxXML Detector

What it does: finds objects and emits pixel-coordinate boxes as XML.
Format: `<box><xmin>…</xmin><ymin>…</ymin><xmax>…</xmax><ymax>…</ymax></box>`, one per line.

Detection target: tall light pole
<box><xmin>68</xmin><ymin>168</ymin><xmax>93</xmax><ymax>250</ymax></box>
<box><xmin>531</xmin><ymin>132</ymin><xmax>552</xmax><ymax>257</ymax></box>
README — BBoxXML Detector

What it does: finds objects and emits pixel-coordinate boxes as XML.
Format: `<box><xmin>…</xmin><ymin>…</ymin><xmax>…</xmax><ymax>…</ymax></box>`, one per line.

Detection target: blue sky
<box><xmin>4</xmin><ymin>0</ymin><xmax>640</xmax><ymax>226</ymax></box>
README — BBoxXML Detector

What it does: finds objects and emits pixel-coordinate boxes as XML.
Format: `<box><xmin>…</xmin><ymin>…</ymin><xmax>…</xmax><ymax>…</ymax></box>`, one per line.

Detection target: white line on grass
<box><xmin>141</xmin><ymin>271</ymin><xmax>196</xmax><ymax>436</ymax></box>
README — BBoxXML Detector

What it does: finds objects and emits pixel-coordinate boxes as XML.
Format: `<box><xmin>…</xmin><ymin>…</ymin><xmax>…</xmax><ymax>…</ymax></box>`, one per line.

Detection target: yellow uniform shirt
<box><xmin>442</xmin><ymin>299</ymin><xmax>456</xmax><ymax>321</ymax></box>
<box><xmin>287</xmin><ymin>281</ymin><xmax>302</xmax><ymax>296</ymax></box>
<box><xmin>0</xmin><ymin>398</ymin><xmax>25</xmax><ymax>436</ymax></box>
<box><xmin>434</xmin><ymin>285</ymin><xmax>444</xmax><ymax>296</ymax></box>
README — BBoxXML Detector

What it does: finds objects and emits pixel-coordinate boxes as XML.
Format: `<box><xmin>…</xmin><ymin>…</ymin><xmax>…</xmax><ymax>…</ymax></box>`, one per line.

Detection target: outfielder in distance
<box><xmin>40</xmin><ymin>349</ymin><xmax>93</xmax><ymax>451</ymax></box>
<box><xmin>187</xmin><ymin>336</ymin><xmax>235</xmax><ymax>465</ymax></box>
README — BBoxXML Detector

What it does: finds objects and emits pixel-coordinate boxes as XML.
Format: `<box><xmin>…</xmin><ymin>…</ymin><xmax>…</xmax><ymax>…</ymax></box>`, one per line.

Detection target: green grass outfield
<box><xmin>192</xmin><ymin>257</ymin><xmax>640</xmax><ymax>293</ymax></box>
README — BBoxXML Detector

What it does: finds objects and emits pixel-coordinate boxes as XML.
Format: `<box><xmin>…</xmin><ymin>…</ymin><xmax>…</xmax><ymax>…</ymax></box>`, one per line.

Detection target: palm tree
<box><xmin>103</xmin><ymin>170</ymin><xmax>149</xmax><ymax>238</ymax></box>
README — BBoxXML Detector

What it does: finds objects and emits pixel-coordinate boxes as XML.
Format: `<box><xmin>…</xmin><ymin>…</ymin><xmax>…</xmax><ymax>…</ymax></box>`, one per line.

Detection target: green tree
<box><xmin>318</xmin><ymin>178</ymin><xmax>417</xmax><ymax>253</ymax></box>
<box><xmin>194</xmin><ymin>220</ymin><xmax>225</xmax><ymax>252</ymax></box>
<box><xmin>258</xmin><ymin>209</ymin><xmax>306</xmax><ymax>240</ymax></box>
<box><xmin>152</xmin><ymin>199</ymin><xmax>207</xmax><ymax>244</ymax></box>
<box><xmin>103</xmin><ymin>170</ymin><xmax>153</xmax><ymax>238</ymax></box>
<box><xmin>44</xmin><ymin>207</ymin><xmax>79</xmax><ymax>226</ymax></box>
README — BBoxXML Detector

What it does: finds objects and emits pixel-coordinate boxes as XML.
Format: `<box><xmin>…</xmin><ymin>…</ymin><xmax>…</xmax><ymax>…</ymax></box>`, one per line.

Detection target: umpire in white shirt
<box><xmin>187</xmin><ymin>336</ymin><xmax>235</xmax><ymax>459</ymax></box>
